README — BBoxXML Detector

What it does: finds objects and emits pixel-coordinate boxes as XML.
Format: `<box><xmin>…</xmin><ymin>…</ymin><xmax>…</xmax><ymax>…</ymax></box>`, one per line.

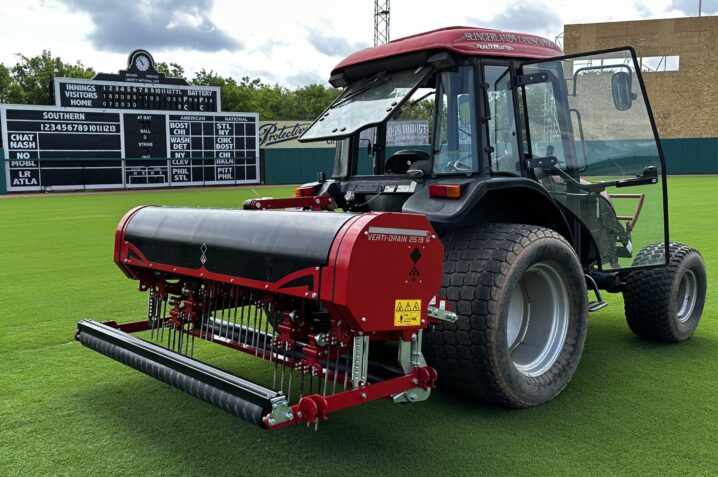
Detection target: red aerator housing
<box><xmin>115</xmin><ymin>207</ymin><xmax>443</xmax><ymax>334</ymax></box>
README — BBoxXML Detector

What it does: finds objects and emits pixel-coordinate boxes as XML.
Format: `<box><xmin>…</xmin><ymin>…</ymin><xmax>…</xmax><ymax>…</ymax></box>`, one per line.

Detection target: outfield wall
<box><xmin>263</xmin><ymin>148</ymin><xmax>334</xmax><ymax>184</ymax></box>
<box><xmin>262</xmin><ymin>140</ymin><xmax>717</xmax><ymax>185</ymax></box>
<box><xmin>1</xmin><ymin>141</ymin><xmax>716</xmax><ymax>193</ymax></box>
<box><xmin>262</xmin><ymin>145</ymin><xmax>435</xmax><ymax>184</ymax></box>
<box><xmin>662</xmin><ymin>138</ymin><xmax>718</xmax><ymax>174</ymax></box>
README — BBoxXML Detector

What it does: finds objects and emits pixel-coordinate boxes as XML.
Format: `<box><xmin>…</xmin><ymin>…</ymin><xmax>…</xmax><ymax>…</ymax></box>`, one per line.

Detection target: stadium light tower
<box><xmin>374</xmin><ymin>0</ymin><xmax>390</xmax><ymax>46</ymax></box>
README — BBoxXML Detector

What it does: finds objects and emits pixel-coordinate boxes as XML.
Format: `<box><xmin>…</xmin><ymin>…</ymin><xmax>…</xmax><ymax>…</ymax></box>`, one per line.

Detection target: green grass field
<box><xmin>1</xmin><ymin>179</ymin><xmax>716</xmax><ymax>476</ymax></box>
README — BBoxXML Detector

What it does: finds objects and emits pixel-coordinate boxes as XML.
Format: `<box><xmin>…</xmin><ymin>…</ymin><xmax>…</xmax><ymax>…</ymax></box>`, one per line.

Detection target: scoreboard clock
<box><xmin>134</xmin><ymin>53</ymin><xmax>151</xmax><ymax>72</ymax></box>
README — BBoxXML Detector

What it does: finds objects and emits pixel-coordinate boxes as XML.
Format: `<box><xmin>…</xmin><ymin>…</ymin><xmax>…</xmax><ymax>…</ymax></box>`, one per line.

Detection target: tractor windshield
<box><xmin>301</xmin><ymin>68</ymin><xmax>430</xmax><ymax>142</ymax></box>
<box><xmin>520</xmin><ymin>48</ymin><xmax>668</xmax><ymax>270</ymax></box>
<box><xmin>318</xmin><ymin>66</ymin><xmax>478</xmax><ymax>177</ymax></box>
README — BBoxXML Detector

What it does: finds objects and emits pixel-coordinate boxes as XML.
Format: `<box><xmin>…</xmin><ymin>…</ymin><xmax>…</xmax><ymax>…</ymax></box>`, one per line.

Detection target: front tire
<box><xmin>423</xmin><ymin>223</ymin><xmax>588</xmax><ymax>407</ymax></box>
<box><xmin>623</xmin><ymin>243</ymin><xmax>706</xmax><ymax>342</ymax></box>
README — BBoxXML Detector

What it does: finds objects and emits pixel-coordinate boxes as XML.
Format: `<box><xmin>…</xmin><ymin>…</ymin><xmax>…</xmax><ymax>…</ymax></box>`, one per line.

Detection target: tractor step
<box><xmin>76</xmin><ymin>320</ymin><xmax>286</xmax><ymax>427</ymax></box>
<box><xmin>585</xmin><ymin>274</ymin><xmax>609</xmax><ymax>313</ymax></box>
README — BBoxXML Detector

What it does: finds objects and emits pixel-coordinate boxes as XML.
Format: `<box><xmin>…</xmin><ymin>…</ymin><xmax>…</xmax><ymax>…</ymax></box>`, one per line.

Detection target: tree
<box><xmin>6</xmin><ymin>50</ymin><xmax>94</xmax><ymax>105</ymax></box>
<box><xmin>291</xmin><ymin>84</ymin><xmax>340</xmax><ymax>119</ymax></box>
<box><xmin>191</xmin><ymin>69</ymin><xmax>250</xmax><ymax>112</ymax></box>
<box><xmin>399</xmin><ymin>98</ymin><xmax>435</xmax><ymax>121</ymax></box>
<box><xmin>0</xmin><ymin>63</ymin><xmax>16</xmax><ymax>103</ymax></box>
<box><xmin>0</xmin><ymin>53</ymin><xmax>339</xmax><ymax>121</ymax></box>
<box><xmin>156</xmin><ymin>62</ymin><xmax>185</xmax><ymax>80</ymax></box>
<box><xmin>191</xmin><ymin>68</ymin><xmax>227</xmax><ymax>87</ymax></box>
<box><xmin>190</xmin><ymin>71</ymin><xmax>339</xmax><ymax>120</ymax></box>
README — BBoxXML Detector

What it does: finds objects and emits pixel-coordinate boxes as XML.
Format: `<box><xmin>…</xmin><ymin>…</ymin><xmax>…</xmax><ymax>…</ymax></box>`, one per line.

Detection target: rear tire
<box><xmin>423</xmin><ymin>223</ymin><xmax>588</xmax><ymax>407</ymax></box>
<box><xmin>623</xmin><ymin>243</ymin><xmax>706</xmax><ymax>342</ymax></box>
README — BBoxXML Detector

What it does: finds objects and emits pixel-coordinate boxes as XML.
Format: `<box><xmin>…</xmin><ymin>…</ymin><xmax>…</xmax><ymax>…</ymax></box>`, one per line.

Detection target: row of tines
<box><xmin>146</xmin><ymin>283</ymin><xmax>354</xmax><ymax>404</ymax></box>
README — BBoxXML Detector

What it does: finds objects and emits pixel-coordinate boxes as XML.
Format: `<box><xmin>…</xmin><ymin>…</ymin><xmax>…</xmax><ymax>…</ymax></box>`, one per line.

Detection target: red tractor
<box><xmin>78</xmin><ymin>27</ymin><xmax>707</xmax><ymax>428</ymax></box>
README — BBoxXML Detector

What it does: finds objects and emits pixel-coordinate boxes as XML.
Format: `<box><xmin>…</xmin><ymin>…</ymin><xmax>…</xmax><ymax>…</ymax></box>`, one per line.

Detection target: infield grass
<box><xmin>0</xmin><ymin>179</ymin><xmax>716</xmax><ymax>476</ymax></box>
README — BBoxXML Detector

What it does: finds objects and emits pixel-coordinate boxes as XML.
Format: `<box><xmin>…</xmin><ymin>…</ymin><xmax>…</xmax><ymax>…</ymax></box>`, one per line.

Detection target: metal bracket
<box><xmin>266</xmin><ymin>396</ymin><xmax>293</xmax><ymax>426</ymax></box>
<box><xmin>515</xmin><ymin>72</ymin><xmax>550</xmax><ymax>86</ymax></box>
<box><xmin>351</xmin><ymin>335</ymin><xmax>370</xmax><ymax>388</ymax></box>
<box><xmin>394</xmin><ymin>331</ymin><xmax>431</xmax><ymax>404</ymax></box>
<box><xmin>427</xmin><ymin>306</ymin><xmax>458</xmax><ymax>323</ymax></box>
<box><xmin>526</xmin><ymin>155</ymin><xmax>558</xmax><ymax>169</ymax></box>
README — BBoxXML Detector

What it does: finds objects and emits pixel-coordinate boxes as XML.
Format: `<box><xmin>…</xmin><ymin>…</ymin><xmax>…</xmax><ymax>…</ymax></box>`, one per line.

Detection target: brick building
<box><xmin>564</xmin><ymin>16</ymin><xmax>718</xmax><ymax>173</ymax></box>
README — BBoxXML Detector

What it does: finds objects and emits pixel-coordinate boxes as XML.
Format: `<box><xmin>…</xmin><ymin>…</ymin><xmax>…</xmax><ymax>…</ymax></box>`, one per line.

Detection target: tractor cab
<box><xmin>300</xmin><ymin>27</ymin><xmax>667</xmax><ymax>272</ymax></box>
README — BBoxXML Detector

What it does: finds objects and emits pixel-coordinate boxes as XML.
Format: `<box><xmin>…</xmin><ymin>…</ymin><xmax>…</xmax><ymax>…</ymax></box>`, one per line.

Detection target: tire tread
<box><xmin>623</xmin><ymin>242</ymin><xmax>705</xmax><ymax>342</ymax></box>
<box><xmin>424</xmin><ymin>223</ymin><xmax>586</xmax><ymax>407</ymax></box>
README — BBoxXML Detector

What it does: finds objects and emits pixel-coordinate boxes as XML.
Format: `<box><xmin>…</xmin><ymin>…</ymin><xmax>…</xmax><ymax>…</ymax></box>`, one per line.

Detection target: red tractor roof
<box><xmin>332</xmin><ymin>26</ymin><xmax>563</xmax><ymax>74</ymax></box>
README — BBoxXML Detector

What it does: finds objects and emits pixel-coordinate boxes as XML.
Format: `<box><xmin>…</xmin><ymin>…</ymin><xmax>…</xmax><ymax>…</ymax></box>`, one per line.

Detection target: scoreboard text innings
<box><xmin>54</xmin><ymin>77</ymin><xmax>221</xmax><ymax>112</ymax></box>
<box><xmin>1</xmin><ymin>106</ymin><xmax>259</xmax><ymax>192</ymax></box>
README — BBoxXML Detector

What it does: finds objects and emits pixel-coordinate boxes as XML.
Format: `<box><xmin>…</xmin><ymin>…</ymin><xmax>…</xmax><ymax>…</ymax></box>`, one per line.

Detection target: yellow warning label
<box><xmin>394</xmin><ymin>299</ymin><xmax>422</xmax><ymax>327</ymax></box>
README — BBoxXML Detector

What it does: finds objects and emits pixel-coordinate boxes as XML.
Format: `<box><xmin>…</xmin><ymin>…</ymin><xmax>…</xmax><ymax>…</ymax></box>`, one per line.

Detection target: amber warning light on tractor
<box><xmin>429</xmin><ymin>184</ymin><xmax>462</xmax><ymax>199</ymax></box>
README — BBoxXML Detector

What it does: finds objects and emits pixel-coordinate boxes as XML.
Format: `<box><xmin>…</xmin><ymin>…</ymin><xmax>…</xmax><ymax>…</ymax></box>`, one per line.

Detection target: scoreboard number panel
<box><xmin>3</xmin><ymin>109</ymin><xmax>122</xmax><ymax>158</ymax></box>
<box><xmin>167</xmin><ymin>114</ymin><xmax>258</xmax><ymax>186</ymax></box>
<box><xmin>55</xmin><ymin>78</ymin><xmax>221</xmax><ymax>113</ymax></box>
<box><xmin>2</xmin><ymin>106</ymin><xmax>259</xmax><ymax>192</ymax></box>
<box><xmin>123</xmin><ymin>113</ymin><xmax>168</xmax><ymax>159</ymax></box>
<box><xmin>125</xmin><ymin>159</ymin><xmax>170</xmax><ymax>187</ymax></box>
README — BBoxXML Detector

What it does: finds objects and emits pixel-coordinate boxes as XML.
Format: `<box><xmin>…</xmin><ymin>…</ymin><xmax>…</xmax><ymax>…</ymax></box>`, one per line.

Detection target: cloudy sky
<box><xmin>0</xmin><ymin>0</ymin><xmax>714</xmax><ymax>88</ymax></box>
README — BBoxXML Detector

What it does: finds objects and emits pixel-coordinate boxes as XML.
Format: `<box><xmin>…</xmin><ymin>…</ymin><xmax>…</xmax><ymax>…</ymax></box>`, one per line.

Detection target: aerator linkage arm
<box><xmin>242</xmin><ymin>195</ymin><xmax>335</xmax><ymax>211</ymax></box>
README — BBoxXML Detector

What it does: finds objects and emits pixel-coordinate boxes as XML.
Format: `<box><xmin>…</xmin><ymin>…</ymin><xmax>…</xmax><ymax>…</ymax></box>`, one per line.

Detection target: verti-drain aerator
<box><xmin>77</xmin><ymin>206</ymin><xmax>447</xmax><ymax>428</ymax></box>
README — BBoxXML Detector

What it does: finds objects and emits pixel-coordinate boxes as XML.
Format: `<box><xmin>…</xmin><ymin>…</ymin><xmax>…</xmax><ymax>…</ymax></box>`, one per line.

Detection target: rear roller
<box><xmin>423</xmin><ymin>223</ymin><xmax>588</xmax><ymax>407</ymax></box>
<box><xmin>76</xmin><ymin>320</ymin><xmax>285</xmax><ymax>427</ymax></box>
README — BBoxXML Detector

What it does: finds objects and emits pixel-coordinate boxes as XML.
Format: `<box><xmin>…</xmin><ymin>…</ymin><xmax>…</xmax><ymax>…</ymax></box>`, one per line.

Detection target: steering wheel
<box><xmin>436</xmin><ymin>150</ymin><xmax>473</xmax><ymax>173</ymax></box>
<box><xmin>446</xmin><ymin>160</ymin><xmax>472</xmax><ymax>172</ymax></box>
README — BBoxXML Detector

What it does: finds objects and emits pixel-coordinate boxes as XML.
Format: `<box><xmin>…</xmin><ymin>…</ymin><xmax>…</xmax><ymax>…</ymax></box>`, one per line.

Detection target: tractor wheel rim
<box><xmin>506</xmin><ymin>263</ymin><xmax>569</xmax><ymax>377</ymax></box>
<box><xmin>677</xmin><ymin>269</ymin><xmax>698</xmax><ymax>323</ymax></box>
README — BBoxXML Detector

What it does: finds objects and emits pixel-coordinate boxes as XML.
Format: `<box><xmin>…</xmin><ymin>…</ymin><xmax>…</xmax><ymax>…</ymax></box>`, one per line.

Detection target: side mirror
<box><xmin>611</xmin><ymin>71</ymin><xmax>635</xmax><ymax>111</ymax></box>
<box><xmin>616</xmin><ymin>165</ymin><xmax>658</xmax><ymax>188</ymax></box>
<box><xmin>640</xmin><ymin>165</ymin><xmax>658</xmax><ymax>180</ymax></box>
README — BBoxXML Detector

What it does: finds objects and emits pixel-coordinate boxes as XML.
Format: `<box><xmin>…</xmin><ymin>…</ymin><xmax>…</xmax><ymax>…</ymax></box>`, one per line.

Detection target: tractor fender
<box><xmin>402</xmin><ymin>176</ymin><xmax>573</xmax><ymax>242</ymax></box>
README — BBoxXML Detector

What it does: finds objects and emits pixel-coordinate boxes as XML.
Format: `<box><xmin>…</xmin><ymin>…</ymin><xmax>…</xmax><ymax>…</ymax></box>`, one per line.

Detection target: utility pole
<box><xmin>699</xmin><ymin>0</ymin><xmax>702</xmax><ymax>16</ymax></box>
<box><xmin>374</xmin><ymin>0</ymin><xmax>390</xmax><ymax>46</ymax></box>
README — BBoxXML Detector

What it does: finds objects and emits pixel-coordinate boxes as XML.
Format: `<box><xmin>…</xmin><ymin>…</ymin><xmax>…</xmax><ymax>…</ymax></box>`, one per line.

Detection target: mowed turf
<box><xmin>0</xmin><ymin>179</ymin><xmax>716</xmax><ymax>476</ymax></box>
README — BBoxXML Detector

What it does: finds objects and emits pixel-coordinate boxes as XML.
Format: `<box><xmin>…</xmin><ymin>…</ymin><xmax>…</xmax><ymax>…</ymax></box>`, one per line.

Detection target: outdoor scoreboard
<box><xmin>1</xmin><ymin>106</ymin><xmax>258</xmax><ymax>191</ymax></box>
<box><xmin>1</xmin><ymin>49</ymin><xmax>259</xmax><ymax>192</ymax></box>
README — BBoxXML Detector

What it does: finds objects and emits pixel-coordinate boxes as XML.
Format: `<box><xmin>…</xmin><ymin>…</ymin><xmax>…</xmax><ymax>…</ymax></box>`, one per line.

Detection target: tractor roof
<box><xmin>332</xmin><ymin>26</ymin><xmax>563</xmax><ymax>75</ymax></box>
